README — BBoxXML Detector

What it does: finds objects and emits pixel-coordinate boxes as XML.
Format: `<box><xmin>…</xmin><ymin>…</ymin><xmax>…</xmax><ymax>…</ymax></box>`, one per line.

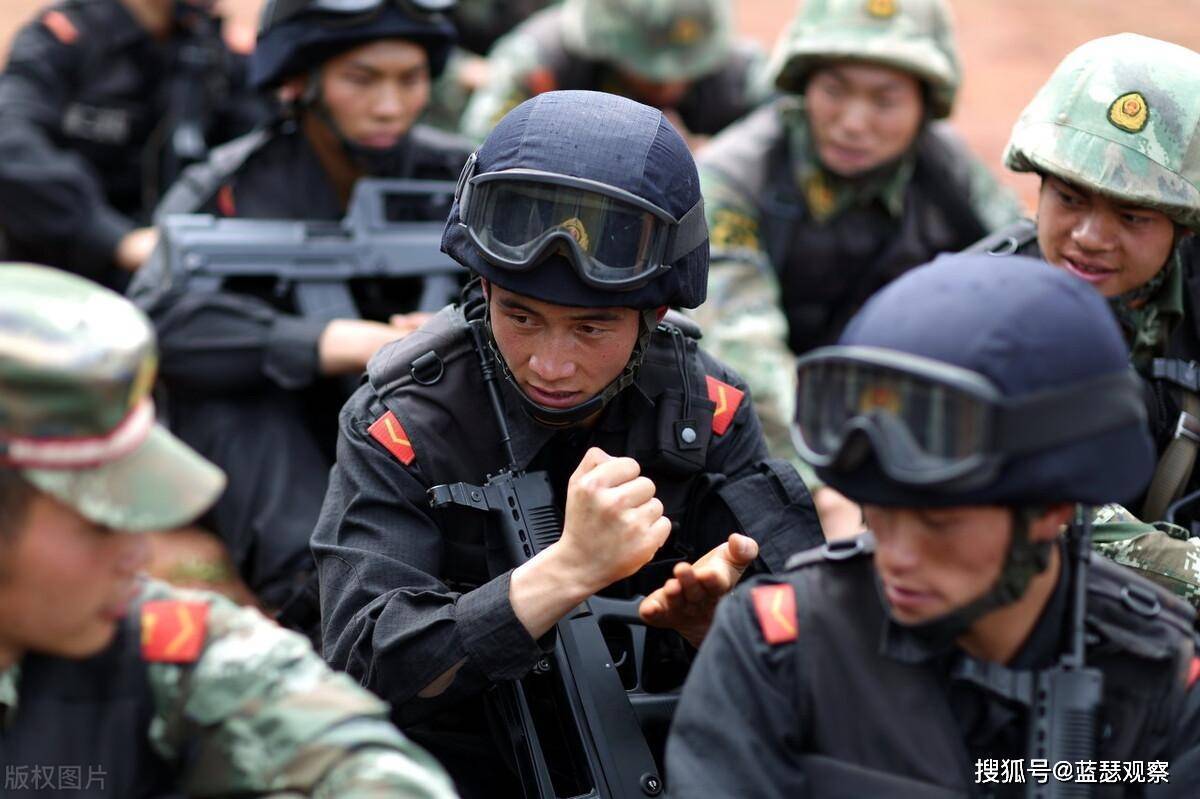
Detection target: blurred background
<box><xmin>1</xmin><ymin>0</ymin><xmax>1197</xmax><ymax>211</ymax></box>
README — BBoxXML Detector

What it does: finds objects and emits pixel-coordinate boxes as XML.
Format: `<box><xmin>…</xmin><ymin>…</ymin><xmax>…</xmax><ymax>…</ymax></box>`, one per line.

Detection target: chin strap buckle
<box><xmin>1175</xmin><ymin>411</ymin><xmax>1200</xmax><ymax>444</ymax></box>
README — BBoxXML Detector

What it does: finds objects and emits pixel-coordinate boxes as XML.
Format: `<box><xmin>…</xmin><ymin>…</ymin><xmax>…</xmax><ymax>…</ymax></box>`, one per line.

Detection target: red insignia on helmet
<box><xmin>41</xmin><ymin>10</ymin><xmax>80</xmax><ymax>44</ymax></box>
<box><xmin>369</xmin><ymin>410</ymin><xmax>416</xmax><ymax>465</ymax></box>
<box><xmin>751</xmin><ymin>584</ymin><xmax>798</xmax><ymax>645</ymax></box>
<box><xmin>706</xmin><ymin>375</ymin><xmax>745</xmax><ymax>436</ymax></box>
<box><xmin>141</xmin><ymin>600</ymin><xmax>209</xmax><ymax>663</ymax></box>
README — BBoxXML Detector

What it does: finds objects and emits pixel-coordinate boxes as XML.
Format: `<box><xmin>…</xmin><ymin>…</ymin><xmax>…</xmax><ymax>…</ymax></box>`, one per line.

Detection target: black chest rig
<box><xmin>365</xmin><ymin>305</ymin><xmax>721</xmax><ymax>594</ymax></box>
<box><xmin>0</xmin><ymin>598</ymin><xmax>180</xmax><ymax>798</ymax></box>
<box><xmin>778</xmin><ymin>537</ymin><xmax>1196</xmax><ymax>797</ymax></box>
<box><xmin>758</xmin><ymin>128</ymin><xmax>989</xmax><ymax>355</ymax></box>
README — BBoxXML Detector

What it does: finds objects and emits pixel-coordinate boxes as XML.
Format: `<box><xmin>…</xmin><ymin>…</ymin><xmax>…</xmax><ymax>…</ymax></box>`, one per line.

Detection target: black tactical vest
<box><xmin>364</xmin><ymin>305</ymin><xmax>751</xmax><ymax>594</ymax></box>
<box><xmin>778</xmin><ymin>538</ymin><xmax>1196</xmax><ymax>797</ymax></box>
<box><xmin>0</xmin><ymin>600</ymin><xmax>180</xmax><ymax>798</ymax></box>
<box><xmin>703</xmin><ymin>102</ymin><xmax>990</xmax><ymax>355</ymax></box>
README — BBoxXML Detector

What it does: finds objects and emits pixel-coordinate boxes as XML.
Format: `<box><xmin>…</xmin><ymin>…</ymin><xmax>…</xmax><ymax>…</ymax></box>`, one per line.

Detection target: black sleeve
<box><xmin>666</xmin><ymin>581</ymin><xmax>810</xmax><ymax>798</ymax></box>
<box><xmin>128</xmin><ymin>155</ymin><xmax>326</xmax><ymax>395</ymax></box>
<box><xmin>313</xmin><ymin>389</ymin><xmax>551</xmax><ymax>721</ymax></box>
<box><xmin>0</xmin><ymin>18</ymin><xmax>132</xmax><ymax>278</ymax></box>
<box><xmin>695</xmin><ymin>352</ymin><xmax>825</xmax><ymax>574</ymax></box>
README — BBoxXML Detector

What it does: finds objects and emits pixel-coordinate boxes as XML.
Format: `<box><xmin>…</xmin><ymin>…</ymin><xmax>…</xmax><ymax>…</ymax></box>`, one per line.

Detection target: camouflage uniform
<box><xmin>458</xmin><ymin>0</ymin><xmax>766</xmax><ymax>142</ymax></box>
<box><xmin>690</xmin><ymin>0</ymin><xmax>1021</xmax><ymax>483</ymax></box>
<box><xmin>0</xmin><ymin>264</ymin><xmax>457</xmax><ymax>798</ymax></box>
<box><xmin>976</xmin><ymin>35</ymin><xmax>1200</xmax><ymax>603</ymax></box>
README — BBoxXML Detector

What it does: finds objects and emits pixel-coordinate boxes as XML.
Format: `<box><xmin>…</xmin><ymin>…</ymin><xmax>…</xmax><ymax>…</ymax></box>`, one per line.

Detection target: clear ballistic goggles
<box><xmin>455</xmin><ymin>154</ymin><xmax>707</xmax><ymax>291</ymax></box>
<box><xmin>793</xmin><ymin>346</ymin><xmax>1146</xmax><ymax>490</ymax></box>
<box><xmin>261</xmin><ymin>0</ymin><xmax>453</xmax><ymax>29</ymax></box>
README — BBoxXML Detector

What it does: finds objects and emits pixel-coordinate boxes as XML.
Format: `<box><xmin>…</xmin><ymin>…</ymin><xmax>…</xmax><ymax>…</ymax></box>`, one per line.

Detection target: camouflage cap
<box><xmin>0</xmin><ymin>264</ymin><xmax>224</xmax><ymax>531</ymax></box>
<box><xmin>768</xmin><ymin>0</ymin><xmax>960</xmax><ymax>119</ymax></box>
<box><xmin>560</xmin><ymin>0</ymin><xmax>733</xmax><ymax>83</ymax></box>
<box><xmin>1005</xmin><ymin>34</ymin><xmax>1200</xmax><ymax>231</ymax></box>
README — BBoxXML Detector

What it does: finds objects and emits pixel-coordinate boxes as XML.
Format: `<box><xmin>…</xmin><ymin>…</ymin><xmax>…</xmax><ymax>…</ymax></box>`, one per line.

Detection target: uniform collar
<box><xmin>782</xmin><ymin>98</ymin><xmax>916</xmax><ymax>224</ymax></box>
<box><xmin>1111</xmin><ymin>250</ymin><xmax>1185</xmax><ymax>370</ymax></box>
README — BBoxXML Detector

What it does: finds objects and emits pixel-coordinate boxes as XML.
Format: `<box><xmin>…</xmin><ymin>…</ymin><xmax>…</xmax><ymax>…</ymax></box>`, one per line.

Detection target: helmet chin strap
<box><xmin>893</xmin><ymin>507</ymin><xmax>1054</xmax><ymax>649</ymax></box>
<box><xmin>303</xmin><ymin>68</ymin><xmax>415</xmax><ymax>177</ymax></box>
<box><xmin>481</xmin><ymin>299</ymin><xmax>659</xmax><ymax>428</ymax></box>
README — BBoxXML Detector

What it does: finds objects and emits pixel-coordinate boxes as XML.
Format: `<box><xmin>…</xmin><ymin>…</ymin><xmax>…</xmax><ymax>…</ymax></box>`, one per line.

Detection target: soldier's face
<box><xmin>863</xmin><ymin>504</ymin><xmax>1067</xmax><ymax>627</ymax></box>
<box><xmin>318</xmin><ymin>39</ymin><xmax>431</xmax><ymax>149</ymax></box>
<box><xmin>0</xmin><ymin>493</ymin><xmax>149</xmax><ymax>665</ymax></box>
<box><xmin>615</xmin><ymin>70</ymin><xmax>692</xmax><ymax>110</ymax></box>
<box><xmin>804</xmin><ymin>63</ymin><xmax>925</xmax><ymax>177</ymax></box>
<box><xmin>1037</xmin><ymin>176</ymin><xmax>1178</xmax><ymax>298</ymax></box>
<box><xmin>486</xmin><ymin>284</ymin><xmax>645</xmax><ymax>412</ymax></box>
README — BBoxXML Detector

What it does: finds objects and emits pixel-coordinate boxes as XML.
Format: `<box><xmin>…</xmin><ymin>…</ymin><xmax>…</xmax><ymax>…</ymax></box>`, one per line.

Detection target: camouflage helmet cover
<box><xmin>0</xmin><ymin>264</ymin><xmax>224</xmax><ymax>531</ymax></box>
<box><xmin>560</xmin><ymin>0</ymin><xmax>733</xmax><ymax>83</ymax></box>
<box><xmin>1005</xmin><ymin>34</ymin><xmax>1200</xmax><ymax>231</ymax></box>
<box><xmin>769</xmin><ymin>0</ymin><xmax>960</xmax><ymax>119</ymax></box>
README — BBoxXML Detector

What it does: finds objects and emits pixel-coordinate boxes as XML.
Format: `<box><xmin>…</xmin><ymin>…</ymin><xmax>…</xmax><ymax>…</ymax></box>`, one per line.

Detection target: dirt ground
<box><xmin>2</xmin><ymin>0</ymin><xmax>1198</xmax><ymax>211</ymax></box>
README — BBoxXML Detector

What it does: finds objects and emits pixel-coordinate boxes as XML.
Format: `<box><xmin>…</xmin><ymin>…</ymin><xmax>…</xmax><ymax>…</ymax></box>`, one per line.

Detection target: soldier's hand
<box><xmin>388</xmin><ymin>312</ymin><xmax>434</xmax><ymax>336</ymax></box>
<box><xmin>638</xmin><ymin>533</ymin><xmax>758</xmax><ymax>648</ymax></box>
<box><xmin>114</xmin><ymin>226</ymin><xmax>159</xmax><ymax>272</ymax></box>
<box><xmin>558</xmin><ymin>447</ymin><xmax>673</xmax><ymax>592</ymax></box>
<box><xmin>318</xmin><ymin>318</ymin><xmax>422</xmax><ymax>375</ymax></box>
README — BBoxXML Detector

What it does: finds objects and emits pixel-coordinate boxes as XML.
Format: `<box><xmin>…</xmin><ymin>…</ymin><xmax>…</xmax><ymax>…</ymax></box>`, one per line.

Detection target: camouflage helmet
<box><xmin>0</xmin><ymin>264</ymin><xmax>224</xmax><ymax>531</ymax></box>
<box><xmin>560</xmin><ymin>0</ymin><xmax>733</xmax><ymax>83</ymax></box>
<box><xmin>1005</xmin><ymin>34</ymin><xmax>1200</xmax><ymax>231</ymax></box>
<box><xmin>769</xmin><ymin>0</ymin><xmax>961</xmax><ymax>119</ymax></box>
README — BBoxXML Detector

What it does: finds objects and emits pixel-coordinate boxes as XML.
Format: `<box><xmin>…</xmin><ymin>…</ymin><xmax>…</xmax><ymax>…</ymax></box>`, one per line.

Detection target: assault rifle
<box><xmin>428</xmin><ymin>320</ymin><xmax>671</xmax><ymax>799</ymax></box>
<box><xmin>159</xmin><ymin>178</ymin><xmax>462</xmax><ymax>320</ymax></box>
<box><xmin>1025</xmin><ymin>506</ymin><xmax>1103</xmax><ymax>799</ymax></box>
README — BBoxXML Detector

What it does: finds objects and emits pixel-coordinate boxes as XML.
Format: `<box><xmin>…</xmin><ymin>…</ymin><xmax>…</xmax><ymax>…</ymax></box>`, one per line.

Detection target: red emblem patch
<box><xmin>1188</xmin><ymin>656</ymin><xmax>1200</xmax><ymax>689</ymax></box>
<box><xmin>41</xmin><ymin>10</ymin><xmax>79</xmax><ymax>44</ymax></box>
<box><xmin>141</xmin><ymin>600</ymin><xmax>209</xmax><ymax>663</ymax></box>
<box><xmin>750</xmin><ymin>584</ymin><xmax>798</xmax><ymax>645</ymax></box>
<box><xmin>368</xmin><ymin>410</ymin><xmax>416</xmax><ymax>465</ymax></box>
<box><xmin>216</xmin><ymin>184</ymin><xmax>236</xmax><ymax>217</ymax></box>
<box><xmin>706</xmin><ymin>375</ymin><xmax>746</xmax><ymax>436</ymax></box>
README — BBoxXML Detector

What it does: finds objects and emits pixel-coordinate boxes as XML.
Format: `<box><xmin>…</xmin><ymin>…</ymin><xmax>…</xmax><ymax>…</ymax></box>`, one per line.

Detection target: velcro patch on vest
<box><xmin>706</xmin><ymin>375</ymin><xmax>745</xmax><ymax>436</ymax></box>
<box><xmin>141</xmin><ymin>600</ymin><xmax>209</xmax><ymax>663</ymax></box>
<box><xmin>750</xmin><ymin>584</ymin><xmax>798</xmax><ymax>645</ymax></box>
<box><xmin>1188</xmin><ymin>656</ymin><xmax>1200</xmax><ymax>689</ymax></box>
<box><xmin>41</xmin><ymin>10</ymin><xmax>79</xmax><ymax>44</ymax></box>
<box><xmin>368</xmin><ymin>410</ymin><xmax>416</xmax><ymax>465</ymax></box>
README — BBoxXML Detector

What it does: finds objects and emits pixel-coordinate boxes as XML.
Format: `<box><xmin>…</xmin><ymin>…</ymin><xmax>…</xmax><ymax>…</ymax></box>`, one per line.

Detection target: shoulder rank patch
<box><xmin>706</xmin><ymin>375</ymin><xmax>745</xmax><ymax>436</ymax></box>
<box><xmin>751</xmin><ymin>584</ymin><xmax>798</xmax><ymax>645</ymax></box>
<box><xmin>41</xmin><ymin>10</ymin><xmax>80</xmax><ymax>45</ymax></box>
<box><xmin>368</xmin><ymin>410</ymin><xmax>416</xmax><ymax>465</ymax></box>
<box><xmin>1188</xmin><ymin>656</ymin><xmax>1200</xmax><ymax>689</ymax></box>
<box><xmin>141</xmin><ymin>600</ymin><xmax>209</xmax><ymax>663</ymax></box>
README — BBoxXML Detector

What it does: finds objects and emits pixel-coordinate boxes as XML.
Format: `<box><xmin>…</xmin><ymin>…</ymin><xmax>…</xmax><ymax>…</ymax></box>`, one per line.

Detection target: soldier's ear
<box><xmin>480</xmin><ymin>279</ymin><xmax>490</xmax><ymax>300</ymax></box>
<box><xmin>1028</xmin><ymin>503</ymin><xmax>1075</xmax><ymax>542</ymax></box>
<box><xmin>277</xmin><ymin>76</ymin><xmax>307</xmax><ymax>105</ymax></box>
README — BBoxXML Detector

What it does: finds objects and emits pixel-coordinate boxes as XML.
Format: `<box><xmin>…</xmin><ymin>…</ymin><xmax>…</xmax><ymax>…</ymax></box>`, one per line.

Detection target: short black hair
<box><xmin>0</xmin><ymin>470</ymin><xmax>34</xmax><ymax>539</ymax></box>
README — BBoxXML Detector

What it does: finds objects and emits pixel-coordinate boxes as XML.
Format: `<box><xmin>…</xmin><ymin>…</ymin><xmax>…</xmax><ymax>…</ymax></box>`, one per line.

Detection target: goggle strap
<box><xmin>996</xmin><ymin>371</ymin><xmax>1145</xmax><ymax>457</ymax></box>
<box><xmin>667</xmin><ymin>197</ymin><xmax>707</xmax><ymax>263</ymax></box>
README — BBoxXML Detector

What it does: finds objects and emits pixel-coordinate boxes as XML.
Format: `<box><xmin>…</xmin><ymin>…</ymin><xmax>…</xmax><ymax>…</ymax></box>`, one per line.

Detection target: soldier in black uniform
<box><xmin>667</xmin><ymin>254</ymin><xmax>1200</xmax><ymax>798</ymax></box>
<box><xmin>312</xmin><ymin>90</ymin><xmax>823</xmax><ymax>797</ymax></box>
<box><xmin>0</xmin><ymin>0</ymin><xmax>266</xmax><ymax>290</ymax></box>
<box><xmin>127</xmin><ymin>0</ymin><xmax>471</xmax><ymax>615</ymax></box>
